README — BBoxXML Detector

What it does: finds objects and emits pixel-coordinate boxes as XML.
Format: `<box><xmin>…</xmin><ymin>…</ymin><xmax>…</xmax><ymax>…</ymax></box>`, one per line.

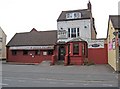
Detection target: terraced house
<box><xmin>0</xmin><ymin>27</ymin><xmax>6</xmax><ymax>60</ymax></box>
<box><xmin>7</xmin><ymin>1</ymin><xmax>108</xmax><ymax>67</ymax></box>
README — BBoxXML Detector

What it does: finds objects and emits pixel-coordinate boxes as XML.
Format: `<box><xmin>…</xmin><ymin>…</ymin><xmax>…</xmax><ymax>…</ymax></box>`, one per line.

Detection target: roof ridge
<box><xmin>15</xmin><ymin>30</ymin><xmax>57</xmax><ymax>34</ymax></box>
<box><xmin>62</xmin><ymin>9</ymin><xmax>88</xmax><ymax>12</ymax></box>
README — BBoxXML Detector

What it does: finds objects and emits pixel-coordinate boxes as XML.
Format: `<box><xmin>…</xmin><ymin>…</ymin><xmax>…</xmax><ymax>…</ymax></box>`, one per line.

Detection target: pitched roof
<box><xmin>68</xmin><ymin>37</ymin><xmax>86</xmax><ymax>42</ymax></box>
<box><xmin>7</xmin><ymin>28</ymin><xmax>57</xmax><ymax>46</ymax></box>
<box><xmin>0</xmin><ymin>27</ymin><xmax>7</xmax><ymax>36</ymax></box>
<box><xmin>57</xmin><ymin>9</ymin><xmax>92</xmax><ymax>21</ymax></box>
<box><xmin>109</xmin><ymin>15</ymin><xmax>120</xmax><ymax>29</ymax></box>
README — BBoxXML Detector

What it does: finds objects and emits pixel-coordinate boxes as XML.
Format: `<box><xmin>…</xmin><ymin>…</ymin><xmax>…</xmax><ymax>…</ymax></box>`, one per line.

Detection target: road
<box><xmin>1</xmin><ymin>62</ymin><xmax>119</xmax><ymax>87</ymax></box>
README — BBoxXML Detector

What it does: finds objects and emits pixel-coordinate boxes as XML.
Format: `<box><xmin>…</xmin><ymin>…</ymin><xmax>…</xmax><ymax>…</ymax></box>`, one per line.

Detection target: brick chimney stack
<box><xmin>87</xmin><ymin>0</ymin><xmax>92</xmax><ymax>11</ymax></box>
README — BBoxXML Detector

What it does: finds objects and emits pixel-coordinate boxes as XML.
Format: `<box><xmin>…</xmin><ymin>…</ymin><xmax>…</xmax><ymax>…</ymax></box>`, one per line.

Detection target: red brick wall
<box><xmin>88</xmin><ymin>44</ymin><xmax>108</xmax><ymax>64</ymax></box>
<box><xmin>7</xmin><ymin>47</ymin><xmax>53</xmax><ymax>64</ymax></box>
<box><xmin>67</xmin><ymin>42</ymin><xmax>87</xmax><ymax>65</ymax></box>
<box><xmin>70</xmin><ymin>56</ymin><xmax>84</xmax><ymax>65</ymax></box>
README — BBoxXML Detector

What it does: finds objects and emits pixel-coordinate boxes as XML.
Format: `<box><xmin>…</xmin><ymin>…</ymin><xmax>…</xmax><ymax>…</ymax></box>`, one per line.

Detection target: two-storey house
<box><xmin>57</xmin><ymin>1</ymin><xmax>97</xmax><ymax>43</ymax></box>
<box><xmin>0</xmin><ymin>27</ymin><xmax>6</xmax><ymax>60</ymax></box>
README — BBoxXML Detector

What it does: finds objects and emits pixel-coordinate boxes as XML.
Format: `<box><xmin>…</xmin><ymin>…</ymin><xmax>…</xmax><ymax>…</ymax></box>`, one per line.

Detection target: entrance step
<box><xmin>55</xmin><ymin>61</ymin><xmax>64</xmax><ymax>65</ymax></box>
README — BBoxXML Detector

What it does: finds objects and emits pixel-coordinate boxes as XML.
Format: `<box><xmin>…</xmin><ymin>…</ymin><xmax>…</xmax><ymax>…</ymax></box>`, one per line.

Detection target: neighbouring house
<box><xmin>6</xmin><ymin>1</ymin><xmax>108</xmax><ymax>65</ymax></box>
<box><xmin>0</xmin><ymin>27</ymin><xmax>6</xmax><ymax>60</ymax></box>
<box><xmin>6</xmin><ymin>28</ymin><xmax>57</xmax><ymax>63</ymax></box>
<box><xmin>107</xmin><ymin>15</ymin><xmax>120</xmax><ymax>72</ymax></box>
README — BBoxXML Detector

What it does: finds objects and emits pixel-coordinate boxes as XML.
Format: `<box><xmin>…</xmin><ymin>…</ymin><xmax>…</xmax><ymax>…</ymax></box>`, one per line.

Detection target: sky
<box><xmin>0</xmin><ymin>0</ymin><xmax>119</xmax><ymax>43</ymax></box>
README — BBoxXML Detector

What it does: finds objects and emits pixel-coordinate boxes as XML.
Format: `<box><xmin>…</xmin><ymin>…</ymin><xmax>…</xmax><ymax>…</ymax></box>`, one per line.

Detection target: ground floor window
<box><xmin>35</xmin><ymin>50</ymin><xmax>40</xmax><ymax>55</ymax></box>
<box><xmin>12</xmin><ymin>50</ymin><xmax>17</xmax><ymax>55</ymax></box>
<box><xmin>82</xmin><ymin>44</ymin><xmax>85</xmax><ymax>55</ymax></box>
<box><xmin>23</xmin><ymin>50</ymin><xmax>28</xmax><ymax>55</ymax></box>
<box><xmin>43</xmin><ymin>50</ymin><xmax>53</xmax><ymax>55</ymax></box>
<box><xmin>43</xmin><ymin>51</ymin><xmax>47</xmax><ymax>55</ymax></box>
<box><xmin>47</xmin><ymin>50</ymin><xmax>53</xmax><ymax>55</ymax></box>
<box><xmin>73</xmin><ymin>43</ymin><xmax>79</xmax><ymax>55</ymax></box>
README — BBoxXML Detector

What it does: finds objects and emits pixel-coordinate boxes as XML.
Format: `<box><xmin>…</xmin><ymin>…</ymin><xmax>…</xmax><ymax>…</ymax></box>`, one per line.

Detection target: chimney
<box><xmin>87</xmin><ymin>0</ymin><xmax>92</xmax><ymax>11</ymax></box>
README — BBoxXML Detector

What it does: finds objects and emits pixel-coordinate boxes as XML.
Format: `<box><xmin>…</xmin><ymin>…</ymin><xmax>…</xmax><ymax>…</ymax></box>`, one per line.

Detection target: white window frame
<box><xmin>43</xmin><ymin>51</ymin><xmax>47</xmax><ymax>55</ymax></box>
<box><xmin>68</xmin><ymin>28</ymin><xmax>80</xmax><ymax>38</ymax></box>
<box><xmin>66</xmin><ymin>12</ymin><xmax>81</xmax><ymax>19</ymax></box>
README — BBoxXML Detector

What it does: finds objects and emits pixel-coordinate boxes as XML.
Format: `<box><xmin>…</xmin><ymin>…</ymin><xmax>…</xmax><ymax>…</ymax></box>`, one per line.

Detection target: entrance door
<box><xmin>58</xmin><ymin>45</ymin><xmax>65</xmax><ymax>61</ymax></box>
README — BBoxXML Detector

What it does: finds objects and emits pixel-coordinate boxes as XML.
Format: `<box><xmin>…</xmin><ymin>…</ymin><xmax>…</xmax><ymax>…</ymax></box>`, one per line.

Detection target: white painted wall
<box><xmin>0</xmin><ymin>27</ymin><xmax>6</xmax><ymax>59</ymax></box>
<box><xmin>57</xmin><ymin>19</ymin><xmax>91</xmax><ymax>42</ymax></box>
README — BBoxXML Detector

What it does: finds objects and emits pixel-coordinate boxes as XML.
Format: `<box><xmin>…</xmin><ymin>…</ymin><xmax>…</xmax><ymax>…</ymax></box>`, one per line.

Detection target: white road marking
<box><xmin>116</xmin><ymin>76</ymin><xmax>118</xmax><ymax>79</ymax></box>
<box><xmin>0</xmin><ymin>83</ymin><xmax>8</xmax><ymax>86</ymax></box>
<box><xmin>49</xmin><ymin>82</ymin><xmax>57</xmax><ymax>84</ymax></box>
<box><xmin>102</xmin><ymin>84</ymin><xmax>113</xmax><ymax>87</ymax></box>
<box><xmin>83</xmin><ymin>84</ymin><xmax>89</xmax><ymax>86</ymax></box>
<box><xmin>66</xmin><ymin>83</ymin><xmax>75</xmax><ymax>85</ymax></box>
<box><xmin>18</xmin><ymin>80</ymin><xmax>26</xmax><ymax>82</ymax></box>
<box><xmin>3</xmin><ymin>79</ymin><xmax>11</xmax><ymax>81</ymax></box>
<box><xmin>32</xmin><ymin>81</ymin><xmax>41</xmax><ymax>83</ymax></box>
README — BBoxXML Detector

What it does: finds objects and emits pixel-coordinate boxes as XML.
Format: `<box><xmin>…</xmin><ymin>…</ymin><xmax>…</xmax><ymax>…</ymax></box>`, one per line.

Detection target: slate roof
<box><xmin>7</xmin><ymin>28</ymin><xmax>57</xmax><ymax>46</ymax></box>
<box><xmin>57</xmin><ymin>9</ymin><xmax>92</xmax><ymax>21</ymax></box>
<box><xmin>109</xmin><ymin>15</ymin><xmax>120</xmax><ymax>29</ymax></box>
<box><xmin>68</xmin><ymin>38</ymin><xmax>86</xmax><ymax>42</ymax></box>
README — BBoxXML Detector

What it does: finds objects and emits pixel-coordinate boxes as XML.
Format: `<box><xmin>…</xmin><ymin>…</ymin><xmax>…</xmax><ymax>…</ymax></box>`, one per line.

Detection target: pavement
<box><xmin>1</xmin><ymin>61</ymin><xmax>119</xmax><ymax>87</ymax></box>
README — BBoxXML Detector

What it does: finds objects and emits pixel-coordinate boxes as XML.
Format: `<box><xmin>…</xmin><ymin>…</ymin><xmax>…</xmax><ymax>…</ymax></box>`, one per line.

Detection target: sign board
<box><xmin>10</xmin><ymin>46</ymin><xmax>54</xmax><ymax>50</ymax></box>
<box><xmin>88</xmin><ymin>40</ymin><xmax>104</xmax><ymax>48</ymax></box>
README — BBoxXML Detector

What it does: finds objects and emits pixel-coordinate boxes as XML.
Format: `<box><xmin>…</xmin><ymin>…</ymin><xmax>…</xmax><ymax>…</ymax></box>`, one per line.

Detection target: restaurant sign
<box><xmin>88</xmin><ymin>40</ymin><xmax>104</xmax><ymax>48</ymax></box>
<box><xmin>10</xmin><ymin>46</ymin><xmax>54</xmax><ymax>50</ymax></box>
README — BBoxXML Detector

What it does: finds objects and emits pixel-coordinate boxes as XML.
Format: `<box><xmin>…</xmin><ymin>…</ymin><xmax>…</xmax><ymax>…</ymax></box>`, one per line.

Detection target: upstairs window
<box><xmin>66</xmin><ymin>13</ymin><xmax>73</xmax><ymax>19</ymax></box>
<box><xmin>68</xmin><ymin>28</ymin><xmax>70</xmax><ymax>37</ymax></box>
<box><xmin>68</xmin><ymin>28</ymin><xmax>80</xmax><ymax>38</ymax></box>
<box><xmin>74</xmin><ymin>12</ymin><xmax>81</xmax><ymax>18</ymax></box>
<box><xmin>77</xmin><ymin>28</ymin><xmax>80</xmax><ymax>36</ymax></box>
<box><xmin>66</xmin><ymin>12</ymin><xmax>81</xmax><ymax>19</ymax></box>
<box><xmin>71</xmin><ymin>28</ymin><xmax>76</xmax><ymax>37</ymax></box>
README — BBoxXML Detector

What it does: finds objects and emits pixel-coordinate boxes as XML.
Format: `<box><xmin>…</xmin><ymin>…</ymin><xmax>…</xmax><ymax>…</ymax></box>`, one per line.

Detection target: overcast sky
<box><xmin>0</xmin><ymin>0</ymin><xmax>119</xmax><ymax>43</ymax></box>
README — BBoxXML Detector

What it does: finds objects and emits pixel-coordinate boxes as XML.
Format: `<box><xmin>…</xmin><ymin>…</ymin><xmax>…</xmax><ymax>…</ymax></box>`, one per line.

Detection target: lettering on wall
<box><xmin>10</xmin><ymin>46</ymin><xmax>54</xmax><ymax>50</ymax></box>
<box><xmin>88</xmin><ymin>40</ymin><xmax>104</xmax><ymax>48</ymax></box>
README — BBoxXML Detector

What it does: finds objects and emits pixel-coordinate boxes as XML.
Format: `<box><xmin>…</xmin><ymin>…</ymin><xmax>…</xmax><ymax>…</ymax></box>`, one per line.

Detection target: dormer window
<box><xmin>66</xmin><ymin>12</ymin><xmax>81</xmax><ymax>19</ymax></box>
